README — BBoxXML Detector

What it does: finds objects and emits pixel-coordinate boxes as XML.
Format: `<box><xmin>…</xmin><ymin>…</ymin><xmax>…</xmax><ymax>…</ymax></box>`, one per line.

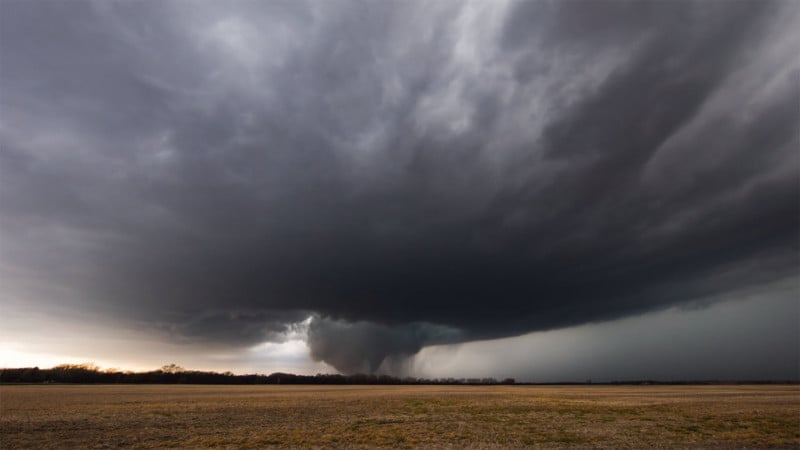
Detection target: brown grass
<box><xmin>1</xmin><ymin>384</ymin><xmax>798</xmax><ymax>448</ymax></box>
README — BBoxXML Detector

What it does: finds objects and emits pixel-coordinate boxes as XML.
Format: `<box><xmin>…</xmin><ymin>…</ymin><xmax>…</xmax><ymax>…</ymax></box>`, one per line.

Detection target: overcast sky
<box><xmin>1</xmin><ymin>0</ymin><xmax>798</xmax><ymax>381</ymax></box>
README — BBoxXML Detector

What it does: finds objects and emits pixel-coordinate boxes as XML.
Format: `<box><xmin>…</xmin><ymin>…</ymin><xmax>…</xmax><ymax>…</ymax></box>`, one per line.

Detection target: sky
<box><xmin>1</xmin><ymin>0</ymin><xmax>798</xmax><ymax>381</ymax></box>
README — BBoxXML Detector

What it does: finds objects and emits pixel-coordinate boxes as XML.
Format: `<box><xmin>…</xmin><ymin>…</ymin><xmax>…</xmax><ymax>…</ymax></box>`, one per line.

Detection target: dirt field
<box><xmin>1</xmin><ymin>384</ymin><xmax>798</xmax><ymax>448</ymax></box>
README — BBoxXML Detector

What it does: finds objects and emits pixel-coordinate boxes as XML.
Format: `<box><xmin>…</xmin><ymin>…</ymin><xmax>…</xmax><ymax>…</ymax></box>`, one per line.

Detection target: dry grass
<box><xmin>1</xmin><ymin>384</ymin><xmax>798</xmax><ymax>448</ymax></box>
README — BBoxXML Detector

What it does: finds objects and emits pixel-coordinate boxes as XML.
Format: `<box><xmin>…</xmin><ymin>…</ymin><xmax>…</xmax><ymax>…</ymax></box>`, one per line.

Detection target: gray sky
<box><xmin>1</xmin><ymin>0</ymin><xmax>798</xmax><ymax>380</ymax></box>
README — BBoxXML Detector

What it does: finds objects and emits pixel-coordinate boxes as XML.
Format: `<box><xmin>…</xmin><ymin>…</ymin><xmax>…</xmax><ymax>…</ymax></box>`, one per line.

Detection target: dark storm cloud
<box><xmin>1</xmin><ymin>0</ymin><xmax>797</xmax><ymax>372</ymax></box>
<box><xmin>162</xmin><ymin>309</ymin><xmax>311</xmax><ymax>347</ymax></box>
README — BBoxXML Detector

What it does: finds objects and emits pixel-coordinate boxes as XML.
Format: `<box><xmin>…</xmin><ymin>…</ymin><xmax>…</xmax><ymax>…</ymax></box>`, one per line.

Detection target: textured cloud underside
<box><xmin>1</xmin><ymin>0</ymin><xmax>797</xmax><ymax>372</ymax></box>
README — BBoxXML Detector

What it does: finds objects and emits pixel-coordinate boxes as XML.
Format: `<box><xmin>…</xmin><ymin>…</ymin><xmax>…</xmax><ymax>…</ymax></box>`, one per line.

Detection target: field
<box><xmin>1</xmin><ymin>384</ymin><xmax>798</xmax><ymax>448</ymax></box>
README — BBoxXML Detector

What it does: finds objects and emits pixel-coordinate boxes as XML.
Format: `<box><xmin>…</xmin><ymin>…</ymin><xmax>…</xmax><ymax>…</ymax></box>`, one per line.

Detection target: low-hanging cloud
<box><xmin>1</xmin><ymin>0</ymin><xmax>797</xmax><ymax>373</ymax></box>
<box><xmin>307</xmin><ymin>317</ymin><xmax>462</xmax><ymax>374</ymax></box>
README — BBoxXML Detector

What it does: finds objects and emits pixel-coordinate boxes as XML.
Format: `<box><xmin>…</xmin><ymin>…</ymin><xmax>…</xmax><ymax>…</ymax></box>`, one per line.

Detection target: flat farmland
<box><xmin>1</xmin><ymin>384</ymin><xmax>798</xmax><ymax>448</ymax></box>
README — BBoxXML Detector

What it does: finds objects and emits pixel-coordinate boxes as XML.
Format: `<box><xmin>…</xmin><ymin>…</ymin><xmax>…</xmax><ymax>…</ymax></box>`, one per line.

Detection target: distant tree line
<box><xmin>3</xmin><ymin>364</ymin><xmax>794</xmax><ymax>385</ymax></box>
<box><xmin>0</xmin><ymin>363</ymin><xmax>516</xmax><ymax>385</ymax></box>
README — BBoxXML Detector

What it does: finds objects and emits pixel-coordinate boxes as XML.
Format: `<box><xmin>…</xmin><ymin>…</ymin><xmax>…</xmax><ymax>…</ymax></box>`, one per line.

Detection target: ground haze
<box><xmin>1</xmin><ymin>385</ymin><xmax>798</xmax><ymax>448</ymax></box>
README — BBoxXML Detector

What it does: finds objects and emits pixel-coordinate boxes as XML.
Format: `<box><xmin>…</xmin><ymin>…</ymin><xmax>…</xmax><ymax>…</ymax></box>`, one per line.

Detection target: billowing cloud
<box><xmin>1</xmin><ymin>0</ymin><xmax>797</xmax><ymax>374</ymax></box>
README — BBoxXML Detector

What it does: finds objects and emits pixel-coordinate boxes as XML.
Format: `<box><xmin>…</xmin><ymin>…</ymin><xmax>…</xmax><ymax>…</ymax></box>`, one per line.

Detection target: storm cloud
<box><xmin>1</xmin><ymin>0</ymin><xmax>797</xmax><ymax>374</ymax></box>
